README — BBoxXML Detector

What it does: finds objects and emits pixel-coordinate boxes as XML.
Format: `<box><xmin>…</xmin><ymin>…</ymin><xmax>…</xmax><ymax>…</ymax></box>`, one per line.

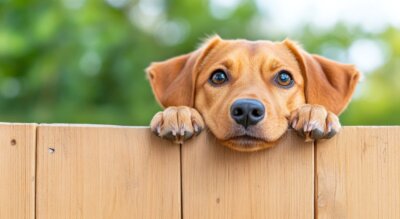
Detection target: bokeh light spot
<box><xmin>1</xmin><ymin>78</ymin><xmax>20</xmax><ymax>99</ymax></box>
<box><xmin>80</xmin><ymin>51</ymin><xmax>102</xmax><ymax>76</ymax></box>
<box><xmin>349</xmin><ymin>39</ymin><xmax>386</xmax><ymax>73</ymax></box>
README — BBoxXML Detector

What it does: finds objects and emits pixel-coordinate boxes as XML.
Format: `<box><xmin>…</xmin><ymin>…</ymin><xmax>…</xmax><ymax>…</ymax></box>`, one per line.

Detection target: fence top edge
<box><xmin>38</xmin><ymin>123</ymin><xmax>149</xmax><ymax>129</ymax></box>
<box><xmin>341</xmin><ymin>126</ymin><xmax>400</xmax><ymax>129</ymax></box>
<box><xmin>0</xmin><ymin>122</ymin><xmax>147</xmax><ymax>129</ymax></box>
<box><xmin>0</xmin><ymin>122</ymin><xmax>38</xmax><ymax>127</ymax></box>
<box><xmin>0</xmin><ymin>122</ymin><xmax>399</xmax><ymax>129</ymax></box>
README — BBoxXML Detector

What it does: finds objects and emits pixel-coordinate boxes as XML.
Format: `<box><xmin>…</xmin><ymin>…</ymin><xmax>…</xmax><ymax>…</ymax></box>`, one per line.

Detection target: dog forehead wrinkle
<box><xmin>196</xmin><ymin>40</ymin><xmax>227</xmax><ymax>71</ymax></box>
<box><xmin>221</xmin><ymin>59</ymin><xmax>234</xmax><ymax>69</ymax></box>
<box><xmin>199</xmin><ymin>41</ymin><xmax>266</xmax><ymax>74</ymax></box>
<box><xmin>268</xmin><ymin>58</ymin><xmax>284</xmax><ymax>72</ymax></box>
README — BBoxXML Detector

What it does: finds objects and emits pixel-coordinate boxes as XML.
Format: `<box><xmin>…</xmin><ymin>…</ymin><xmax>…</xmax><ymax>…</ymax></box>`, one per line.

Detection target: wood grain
<box><xmin>182</xmin><ymin>130</ymin><xmax>314</xmax><ymax>219</ymax></box>
<box><xmin>316</xmin><ymin>127</ymin><xmax>400</xmax><ymax>219</ymax></box>
<box><xmin>35</xmin><ymin>125</ymin><xmax>181</xmax><ymax>219</ymax></box>
<box><xmin>0</xmin><ymin>123</ymin><xmax>36</xmax><ymax>219</ymax></box>
<box><xmin>2</xmin><ymin>123</ymin><xmax>399</xmax><ymax>219</ymax></box>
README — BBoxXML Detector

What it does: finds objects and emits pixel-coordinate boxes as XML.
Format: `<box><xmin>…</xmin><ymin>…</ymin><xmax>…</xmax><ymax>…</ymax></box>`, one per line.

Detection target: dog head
<box><xmin>147</xmin><ymin>36</ymin><xmax>360</xmax><ymax>151</ymax></box>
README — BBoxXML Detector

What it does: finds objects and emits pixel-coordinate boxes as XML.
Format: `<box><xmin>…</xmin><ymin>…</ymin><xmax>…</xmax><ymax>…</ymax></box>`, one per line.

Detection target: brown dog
<box><xmin>147</xmin><ymin>36</ymin><xmax>360</xmax><ymax>152</ymax></box>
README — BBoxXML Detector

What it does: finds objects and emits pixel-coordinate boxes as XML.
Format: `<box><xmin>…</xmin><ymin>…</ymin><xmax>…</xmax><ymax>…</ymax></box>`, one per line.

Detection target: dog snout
<box><xmin>230</xmin><ymin>99</ymin><xmax>265</xmax><ymax>128</ymax></box>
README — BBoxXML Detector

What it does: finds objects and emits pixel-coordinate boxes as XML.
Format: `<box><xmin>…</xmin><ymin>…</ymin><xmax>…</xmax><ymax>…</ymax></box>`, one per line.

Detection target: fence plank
<box><xmin>316</xmin><ymin>127</ymin><xmax>400</xmax><ymax>219</ymax></box>
<box><xmin>182</xmin><ymin>130</ymin><xmax>314</xmax><ymax>219</ymax></box>
<box><xmin>0</xmin><ymin>124</ymin><xmax>36</xmax><ymax>219</ymax></box>
<box><xmin>36</xmin><ymin>125</ymin><xmax>181</xmax><ymax>219</ymax></box>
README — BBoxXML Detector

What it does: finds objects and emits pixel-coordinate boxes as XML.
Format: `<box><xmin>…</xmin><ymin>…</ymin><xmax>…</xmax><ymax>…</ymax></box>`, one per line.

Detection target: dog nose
<box><xmin>230</xmin><ymin>99</ymin><xmax>265</xmax><ymax>128</ymax></box>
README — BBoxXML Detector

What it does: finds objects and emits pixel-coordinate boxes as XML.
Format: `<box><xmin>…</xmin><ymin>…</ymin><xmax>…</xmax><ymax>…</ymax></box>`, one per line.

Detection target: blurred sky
<box><xmin>212</xmin><ymin>0</ymin><xmax>399</xmax><ymax>72</ymax></box>
<box><xmin>122</xmin><ymin>0</ymin><xmax>399</xmax><ymax>73</ymax></box>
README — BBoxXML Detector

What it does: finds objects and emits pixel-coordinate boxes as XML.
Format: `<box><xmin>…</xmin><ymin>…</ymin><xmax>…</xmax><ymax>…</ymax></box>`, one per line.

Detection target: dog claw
<box><xmin>326</xmin><ymin>122</ymin><xmax>332</xmax><ymax>132</ymax></box>
<box><xmin>304</xmin><ymin>135</ymin><xmax>313</xmax><ymax>142</ymax></box>
<box><xmin>291</xmin><ymin>119</ymin><xmax>297</xmax><ymax>129</ymax></box>
<box><xmin>306</xmin><ymin>123</ymin><xmax>312</xmax><ymax>132</ymax></box>
<box><xmin>193</xmin><ymin>123</ymin><xmax>203</xmax><ymax>135</ymax></box>
<box><xmin>175</xmin><ymin>138</ymin><xmax>184</xmax><ymax>144</ymax></box>
<box><xmin>325</xmin><ymin>129</ymin><xmax>337</xmax><ymax>139</ymax></box>
<box><xmin>156</xmin><ymin>126</ymin><xmax>161</xmax><ymax>136</ymax></box>
<box><xmin>311</xmin><ymin>128</ymin><xmax>324</xmax><ymax>139</ymax></box>
<box><xmin>303</xmin><ymin>123</ymin><xmax>308</xmax><ymax>133</ymax></box>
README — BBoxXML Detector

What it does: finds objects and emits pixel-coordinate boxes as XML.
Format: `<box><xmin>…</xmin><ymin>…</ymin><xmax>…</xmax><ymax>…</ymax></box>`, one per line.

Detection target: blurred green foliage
<box><xmin>0</xmin><ymin>0</ymin><xmax>399</xmax><ymax>125</ymax></box>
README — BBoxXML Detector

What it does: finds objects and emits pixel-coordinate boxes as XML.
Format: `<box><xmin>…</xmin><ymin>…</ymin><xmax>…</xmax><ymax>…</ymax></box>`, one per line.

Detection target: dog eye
<box><xmin>274</xmin><ymin>70</ymin><xmax>294</xmax><ymax>88</ymax></box>
<box><xmin>209</xmin><ymin>70</ymin><xmax>228</xmax><ymax>85</ymax></box>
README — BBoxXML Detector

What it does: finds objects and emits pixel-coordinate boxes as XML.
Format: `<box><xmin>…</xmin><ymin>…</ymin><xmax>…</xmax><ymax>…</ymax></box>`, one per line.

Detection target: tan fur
<box><xmin>147</xmin><ymin>36</ymin><xmax>361</xmax><ymax>152</ymax></box>
<box><xmin>283</xmin><ymin>40</ymin><xmax>360</xmax><ymax>115</ymax></box>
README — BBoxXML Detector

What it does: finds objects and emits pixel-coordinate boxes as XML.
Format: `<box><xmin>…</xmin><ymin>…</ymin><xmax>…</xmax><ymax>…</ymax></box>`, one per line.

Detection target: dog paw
<box><xmin>150</xmin><ymin>106</ymin><xmax>205</xmax><ymax>144</ymax></box>
<box><xmin>289</xmin><ymin>104</ymin><xmax>341</xmax><ymax>142</ymax></box>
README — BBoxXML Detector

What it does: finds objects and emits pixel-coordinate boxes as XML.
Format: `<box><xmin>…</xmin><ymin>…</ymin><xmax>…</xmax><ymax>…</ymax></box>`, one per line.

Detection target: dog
<box><xmin>146</xmin><ymin>35</ymin><xmax>360</xmax><ymax>152</ymax></box>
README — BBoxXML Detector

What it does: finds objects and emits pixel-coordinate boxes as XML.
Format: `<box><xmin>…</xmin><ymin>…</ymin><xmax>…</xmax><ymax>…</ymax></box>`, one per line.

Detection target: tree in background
<box><xmin>0</xmin><ymin>0</ymin><xmax>399</xmax><ymax>125</ymax></box>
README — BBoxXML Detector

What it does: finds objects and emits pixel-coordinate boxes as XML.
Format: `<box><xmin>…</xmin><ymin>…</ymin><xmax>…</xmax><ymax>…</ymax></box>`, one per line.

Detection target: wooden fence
<box><xmin>0</xmin><ymin>123</ymin><xmax>399</xmax><ymax>219</ymax></box>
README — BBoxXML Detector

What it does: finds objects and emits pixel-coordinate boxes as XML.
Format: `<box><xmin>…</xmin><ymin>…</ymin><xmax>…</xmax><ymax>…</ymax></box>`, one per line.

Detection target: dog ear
<box><xmin>146</xmin><ymin>36</ymin><xmax>221</xmax><ymax>108</ymax></box>
<box><xmin>283</xmin><ymin>40</ymin><xmax>361</xmax><ymax>115</ymax></box>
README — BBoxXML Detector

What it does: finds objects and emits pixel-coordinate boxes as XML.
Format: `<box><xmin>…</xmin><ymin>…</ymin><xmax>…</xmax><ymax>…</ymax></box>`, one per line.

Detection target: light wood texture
<box><xmin>2</xmin><ymin>124</ymin><xmax>400</xmax><ymax>219</ymax></box>
<box><xmin>316</xmin><ymin>127</ymin><xmax>400</xmax><ymax>219</ymax></box>
<box><xmin>0</xmin><ymin>123</ymin><xmax>36</xmax><ymax>219</ymax></box>
<box><xmin>182</xmin><ymin>130</ymin><xmax>314</xmax><ymax>219</ymax></box>
<box><xmin>35</xmin><ymin>125</ymin><xmax>181</xmax><ymax>219</ymax></box>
